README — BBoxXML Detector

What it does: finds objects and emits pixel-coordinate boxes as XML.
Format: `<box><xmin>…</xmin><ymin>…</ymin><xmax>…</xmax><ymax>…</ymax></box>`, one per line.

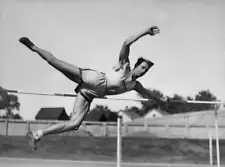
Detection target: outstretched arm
<box><xmin>133</xmin><ymin>81</ymin><xmax>166</xmax><ymax>104</ymax></box>
<box><xmin>118</xmin><ymin>26</ymin><xmax>160</xmax><ymax>63</ymax></box>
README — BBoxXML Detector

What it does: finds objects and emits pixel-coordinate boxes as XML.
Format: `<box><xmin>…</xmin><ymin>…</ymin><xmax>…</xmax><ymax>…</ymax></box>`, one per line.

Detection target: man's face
<box><xmin>133</xmin><ymin>61</ymin><xmax>151</xmax><ymax>78</ymax></box>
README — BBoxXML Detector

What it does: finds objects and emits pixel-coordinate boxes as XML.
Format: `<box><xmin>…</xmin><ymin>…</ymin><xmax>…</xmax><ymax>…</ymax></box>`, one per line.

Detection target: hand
<box><xmin>154</xmin><ymin>97</ymin><xmax>165</xmax><ymax>105</ymax></box>
<box><xmin>159</xmin><ymin>96</ymin><xmax>170</xmax><ymax>104</ymax></box>
<box><xmin>147</xmin><ymin>26</ymin><xmax>160</xmax><ymax>36</ymax></box>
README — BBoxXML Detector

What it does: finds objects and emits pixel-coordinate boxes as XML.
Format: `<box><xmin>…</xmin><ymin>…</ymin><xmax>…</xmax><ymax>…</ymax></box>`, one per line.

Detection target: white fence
<box><xmin>1</xmin><ymin>118</ymin><xmax>225</xmax><ymax>139</ymax></box>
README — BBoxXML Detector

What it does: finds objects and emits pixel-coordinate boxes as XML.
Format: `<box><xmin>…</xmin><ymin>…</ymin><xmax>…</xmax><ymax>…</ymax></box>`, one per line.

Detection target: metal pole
<box><xmin>5</xmin><ymin>120</ymin><xmax>8</xmax><ymax>136</ymax></box>
<box><xmin>117</xmin><ymin>115</ymin><xmax>122</xmax><ymax>167</ymax></box>
<box><xmin>209</xmin><ymin>129</ymin><xmax>213</xmax><ymax>166</ymax></box>
<box><xmin>214</xmin><ymin>104</ymin><xmax>220</xmax><ymax>167</ymax></box>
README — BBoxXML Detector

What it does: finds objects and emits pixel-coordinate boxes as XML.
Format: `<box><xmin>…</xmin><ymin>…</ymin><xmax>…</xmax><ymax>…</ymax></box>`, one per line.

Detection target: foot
<box><xmin>26</xmin><ymin>132</ymin><xmax>40</xmax><ymax>151</ymax></box>
<box><xmin>19</xmin><ymin>37</ymin><xmax>35</xmax><ymax>50</ymax></box>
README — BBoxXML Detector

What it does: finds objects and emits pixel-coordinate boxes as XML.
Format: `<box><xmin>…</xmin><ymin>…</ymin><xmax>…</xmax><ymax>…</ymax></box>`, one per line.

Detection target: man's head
<box><xmin>132</xmin><ymin>57</ymin><xmax>154</xmax><ymax>79</ymax></box>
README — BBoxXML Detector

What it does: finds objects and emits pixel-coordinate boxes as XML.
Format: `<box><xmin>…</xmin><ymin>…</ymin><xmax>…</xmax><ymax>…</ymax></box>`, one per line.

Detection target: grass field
<box><xmin>0</xmin><ymin>135</ymin><xmax>224</xmax><ymax>164</ymax></box>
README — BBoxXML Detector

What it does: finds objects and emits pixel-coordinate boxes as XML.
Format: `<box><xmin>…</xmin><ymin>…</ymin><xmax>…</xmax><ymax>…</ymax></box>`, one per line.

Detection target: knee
<box><xmin>71</xmin><ymin>123</ymin><xmax>80</xmax><ymax>131</ymax></box>
<box><xmin>67</xmin><ymin>120</ymin><xmax>81</xmax><ymax>131</ymax></box>
<box><xmin>47</xmin><ymin>55</ymin><xmax>57</xmax><ymax>63</ymax></box>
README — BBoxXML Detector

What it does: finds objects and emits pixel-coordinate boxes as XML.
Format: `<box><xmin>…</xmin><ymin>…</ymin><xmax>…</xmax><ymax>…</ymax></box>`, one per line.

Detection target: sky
<box><xmin>0</xmin><ymin>0</ymin><xmax>225</xmax><ymax>120</ymax></box>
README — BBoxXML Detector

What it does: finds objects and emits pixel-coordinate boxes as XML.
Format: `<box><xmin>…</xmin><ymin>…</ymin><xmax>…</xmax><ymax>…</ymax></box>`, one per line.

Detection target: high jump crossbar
<box><xmin>3</xmin><ymin>89</ymin><xmax>225</xmax><ymax>104</ymax></box>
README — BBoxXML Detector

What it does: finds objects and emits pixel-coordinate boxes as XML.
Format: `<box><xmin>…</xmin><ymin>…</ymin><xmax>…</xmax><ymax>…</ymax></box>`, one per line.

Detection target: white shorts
<box><xmin>75</xmin><ymin>69</ymin><xmax>107</xmax><ymax>102</ymax></box>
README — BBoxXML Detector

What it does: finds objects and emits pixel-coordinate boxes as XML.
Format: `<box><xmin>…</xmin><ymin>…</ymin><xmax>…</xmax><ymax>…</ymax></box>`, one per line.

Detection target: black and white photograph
<box><xmin>0</xmin><ymin>0</ymin><xmax>225</xmax><ymax>167</ymax></box>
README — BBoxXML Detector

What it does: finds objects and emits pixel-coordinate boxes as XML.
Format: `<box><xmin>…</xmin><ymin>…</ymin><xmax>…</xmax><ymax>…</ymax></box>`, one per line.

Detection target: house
<box><xmin>35</xmin><ymin>107</ymin><xmax>70</xmax><ymax>121</ymax></box>
<box><xmin>144</xmin><ymin>108</ymin><xmax>169</xmax><ymax>119</ymax></box>
<box><xmin>118</xmin><ymin>108</ymin><xmax>141</xmax><ymax>122</ymax></box>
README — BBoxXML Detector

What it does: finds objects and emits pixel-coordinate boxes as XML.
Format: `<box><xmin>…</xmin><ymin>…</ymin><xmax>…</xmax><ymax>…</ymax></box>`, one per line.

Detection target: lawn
<box><xmin>0</xmin><ymin>135</ymin><xmax>224</xmax><ymax>164</ymax></box>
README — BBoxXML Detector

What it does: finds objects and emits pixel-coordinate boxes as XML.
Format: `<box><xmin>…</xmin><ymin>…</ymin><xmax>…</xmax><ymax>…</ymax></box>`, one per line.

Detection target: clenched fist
<box><xmin>147</xmin><ymin>26</ymin><xmax>160</xmax><ymax>36</ymax></box>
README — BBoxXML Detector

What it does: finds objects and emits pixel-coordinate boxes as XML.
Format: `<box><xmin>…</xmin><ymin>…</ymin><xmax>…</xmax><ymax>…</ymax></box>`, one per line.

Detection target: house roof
<box><xmin>35</xmin><ymin>107</ymin><xmax>69</xmax><ymax>120</ymax></box>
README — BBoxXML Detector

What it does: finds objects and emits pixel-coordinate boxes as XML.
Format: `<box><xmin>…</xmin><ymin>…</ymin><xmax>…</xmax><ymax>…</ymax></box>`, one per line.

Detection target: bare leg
<box><xmin>19</xmin><ymin>37</ymin><xmax>82</xmax><ymax>83</ymax></box>
<box><xmin>27</xmin><ymin>93</ymin><xmax>91</xmax><ymax>150</ymax></box>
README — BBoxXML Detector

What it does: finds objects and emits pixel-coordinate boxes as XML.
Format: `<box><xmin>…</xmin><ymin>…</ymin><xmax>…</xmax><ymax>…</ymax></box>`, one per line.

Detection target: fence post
<box><xmin>104</xmin><ymin>122</ymin><xmax>108</xmax><ymax>136</ymax></box>
<box><xmin>144</xmin><ymin>120</ymin><xmax>148</xmax><ymax>131</ymax></box>
<box><xmin>124</xmin><ymin>123</ymin><xmax>128</xmax><ymax>135</ymax></box>
<box><xmin>5</xmin><ymin>119</ymin><xmax>8</xmax><ymax>136</ymax></box>
<box><xmin>185</xmin><ymin>123</ymin><xmax>190</xmax><ymax>138</ymax></box>
<box><xmin>27</xmin><ymin>121</ymin><xmax>30</xmax><ymax>133</ymax></box>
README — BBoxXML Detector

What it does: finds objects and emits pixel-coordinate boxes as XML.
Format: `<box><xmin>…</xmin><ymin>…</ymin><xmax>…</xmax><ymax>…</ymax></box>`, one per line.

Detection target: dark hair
<box><xmin>133</xmin><ymin>57</ymin><xmax>154</xmax><ymax>69</ymax></box>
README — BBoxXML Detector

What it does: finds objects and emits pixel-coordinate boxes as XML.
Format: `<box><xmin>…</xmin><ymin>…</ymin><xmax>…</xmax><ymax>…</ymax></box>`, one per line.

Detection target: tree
<box><xmin>90</xmin><ymin>105</ymin><xmax>112</xmax><ymax>115</ymax></box>
<box><xmin>167</xmin><ymin>90</ymin><xmax>218</xmax><ymax>113</ymax></box>
<box><xmin>167</xmin><ymin>94</ymin><xmax>190</xmax><ymax>114</ymax></box>
<box><xmin>137</xmin><ymin>88</ymin><xmax>219</xmax><ymax>115</ymax></box>
<box><xmin>89</xmin><ymin>105</ymin><xmax>117</xmax><ymax>121</ymax></box>
<box><xmin>137</xmin><ymin>88</ymin><xmax>167</xmax><ymax>115</ymax></box>
<box><xmin>0</xmin><ymin>86</ymin><xmax>8</xmax><ymax>109</ymax></box>
<box><xmin>121</xmin><ymin>106</ymin><xmax>142</xmax><ymax>116</ymax></box>
<box><xmin>0</xmin><ymin>86</ymin><xmax>22</xmax><ymax>119</ymax></box>
<box><xmin>192</xmin><ymin>90</ymin><xmax>217</xmax><ymax>111</ymax></box>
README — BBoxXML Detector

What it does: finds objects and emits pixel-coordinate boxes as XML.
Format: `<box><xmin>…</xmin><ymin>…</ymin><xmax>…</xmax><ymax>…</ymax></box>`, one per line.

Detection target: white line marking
<box><xmin>0</xmin><ymin>157</ymin><xmax>214</xmax><ymax>167</ymax></box>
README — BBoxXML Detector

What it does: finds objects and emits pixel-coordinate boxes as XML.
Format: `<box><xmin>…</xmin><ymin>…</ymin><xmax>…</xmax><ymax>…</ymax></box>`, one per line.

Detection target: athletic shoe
<box><xmin>26</xmin><ymin>132</ymin><xmax>39</xmax><ymax>151</ymax></box>
<box><xmin>19</xmin><ymin>37</ymin><xmax>35</xmax><ymax>50</ymax></box>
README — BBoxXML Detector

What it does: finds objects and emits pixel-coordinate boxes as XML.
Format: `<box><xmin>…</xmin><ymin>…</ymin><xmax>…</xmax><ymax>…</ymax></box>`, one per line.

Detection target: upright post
<box><xmin>209</xmin><ymin>129</ymin><xmax>213</xmax><ymax>166</ymax></box>
<box><xmin>214</xmin><ymin>104</ymin><xmax>220</xmax><ymax>167</ymax></box>
<box><xmin>5</xmin><ymin>119</ymin><xmax>8</xmax><ymax>136</ymax></box>
<box><xmin>117</xmin><ymin>115</ymin><xmax>122</xmax><ymax>167</ymax></box>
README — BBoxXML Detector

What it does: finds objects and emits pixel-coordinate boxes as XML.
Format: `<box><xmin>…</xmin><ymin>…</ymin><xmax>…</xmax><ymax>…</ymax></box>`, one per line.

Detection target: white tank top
<box><xmin>105</xmin><ymin>62</ymin><xmax>136</xmax><ymax>95</ymax></box>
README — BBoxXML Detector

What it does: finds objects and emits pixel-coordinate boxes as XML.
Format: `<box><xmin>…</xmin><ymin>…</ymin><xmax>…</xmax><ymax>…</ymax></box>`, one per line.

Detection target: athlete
<box><xmin>19</xmin><ymin>26</ymin><xmax>166</xmax><ymax>150</ymax></box>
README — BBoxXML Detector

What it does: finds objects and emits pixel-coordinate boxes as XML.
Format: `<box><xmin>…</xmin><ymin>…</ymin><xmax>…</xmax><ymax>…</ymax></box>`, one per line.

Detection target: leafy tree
<box><xmin>137</xmin><ymin>88</ymin><xmax>167</xmax><ymax>115</ymax></box>
<box><xmin>167</xmin><ymin>90</ymin><xmax>218</xmax><ymax>113</ymax></box>
<box><xmin>121</xmin><ymin>106</ymin><xmax>142</xmax><ymax>116</ymax></box>
<box><xmin>90</xmin><ymin>105</ymin><xmax>112</xmax><ymax>114</ymax></box>
<box><xmin>89</xmin><ymin>105</ymin><xmax>117</xmax><ymax>121</ymax></box>
<box><xmin>192</xmin><ymin>90</ymin><xmax>217</xmax><ymax>111</ymax></box>
<box><xmin>167</xmin><ymin>94</ymin><xmax>189</xmax><ymax>114</ymax></box>
<box><xmin>0</xmin><ymin>86</ymin><xmax>8</xmax><ymax>109</ymax></box>
<box><xmin>0</xmin><ymin>86</ymin><xmax>22</xmax><ymax>119</ymax></box>
<box><xmin>136</xmin><ymin>87</ymin><xmax>219</xmax><ymax>115</ymax></box>
<box><xmin>127</xmin><ymin>106</ymin><xmax>142</xmax><ymax>116</ymax></box>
